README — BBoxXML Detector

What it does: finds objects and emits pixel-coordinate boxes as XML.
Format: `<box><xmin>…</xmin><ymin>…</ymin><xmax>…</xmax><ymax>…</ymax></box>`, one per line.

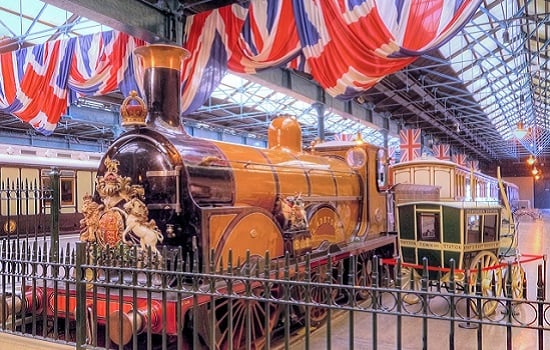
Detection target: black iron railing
<box><xmin>0</xmin><ymin>172</ymin><xmax>548</xmax><ymax>349</ymax></box>
<box><xmin>0</xmin><ymin>239</ymin><xmax>546</xmax><ymax>350</ymax></box>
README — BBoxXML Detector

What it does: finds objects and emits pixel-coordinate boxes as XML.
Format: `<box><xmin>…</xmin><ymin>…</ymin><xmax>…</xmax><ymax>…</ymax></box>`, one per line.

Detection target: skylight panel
<box><xmin>296</xmin><ymin>114</ymin><xmax>317</xmax><ymax>125</ymax></box>
<box><xmin>469</xmin><ymin>18</ymin><xmax>492</xmax><ymax>33</ymax></box>
<box><xmin>69</xmin><ymin>20</ymin><xmax>111</xmax><ymax>36</ymax></box>
<box><xmin>443</xmin><ymin>34</ymin><xmax>466</xmax><ymax>53</ymax></box>
<box><xmin>251</xmin><ymin>85</ymin><xmax>273</xmax><ymax>98</ymax></box>
<box><xmin>220</xmin><ymin>73</ymin><xmax>247</xmax><ymax>88</ymax></box>
<box><xmin>441</xmin><ymin>2</ymin><xmax>531</xmax><ymax>143</ymax></box>
<box><xmin>0</xmin><ymin>0</ymin><xmax>112</xmax><ymax>45</ymax></box>
<box><xmin>36</xmin><ymin>2</ymin><xmax>73</xmax><ymax>23</ymax></box>
<box><xmin>270</xmin><ymin>92</ymin><xmax>290</xmax><ymax>103</ymax></box>
<box><xmin>291</xmin><ymin>100</ymin><xmax>311</xmax><ymax>109</ymax></box>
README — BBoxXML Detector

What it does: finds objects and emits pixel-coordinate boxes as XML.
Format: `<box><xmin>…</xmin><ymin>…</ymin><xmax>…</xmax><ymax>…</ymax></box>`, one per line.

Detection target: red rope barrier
<box><xmin>380</xmin><ymin>254</ymin><xmax>544</xmax><ymax>274</ymax></box>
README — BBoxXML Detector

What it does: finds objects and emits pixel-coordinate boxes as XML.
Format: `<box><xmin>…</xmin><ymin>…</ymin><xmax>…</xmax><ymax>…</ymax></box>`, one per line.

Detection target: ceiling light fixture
<box><xmin>514</xmin><ymin>121</ymin><xmax>528</xmax><ymax>139</ymax></box>
<box><xmin>527</xmin><ymin>154</ymin><xmax>536</xmax><ymax>166</ymax></box>
<box><xmin>532</xmin><ymin>167</ymin><xmax>539</xmax><ymax>176</ymax></box>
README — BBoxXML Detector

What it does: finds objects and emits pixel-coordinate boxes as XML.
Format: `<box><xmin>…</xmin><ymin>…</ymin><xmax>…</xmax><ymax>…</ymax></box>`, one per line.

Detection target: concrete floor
<box><xmin>0</xmin><ymin>333</ymin><xmax>72</xmax><ymax>350</ymax></box>
<box><xmin>286</xmin><ymin>210</ymin><xmax>550</xmax><ymax>350</ymax></box>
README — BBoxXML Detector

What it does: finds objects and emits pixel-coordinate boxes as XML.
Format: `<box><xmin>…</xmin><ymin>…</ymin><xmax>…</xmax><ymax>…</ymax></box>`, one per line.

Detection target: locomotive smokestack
<box><xmin>133</xmin><ymin>44</ymin><xmax>190</xmax><ymax>133</ymax></box>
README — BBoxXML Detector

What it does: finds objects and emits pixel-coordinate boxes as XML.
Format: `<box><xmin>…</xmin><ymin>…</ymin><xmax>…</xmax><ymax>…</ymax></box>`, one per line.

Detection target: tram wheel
<box><xmin>468</xmin><ymin>251</ymin><xmax>503</xmax><ymax>317</ymax></box>
<box><xmin>504</xmin><ymin>263</ymin><xmax>525</xmax><ymax>299</ymax></box>
<box><xmin>400</xmin><ymin>267</ymin><xmax>422</xmax><ymax>305</ymax></box>
<box><xmin>209</xmin><ymin>283</ymin><xmax>281</xmax><ymax>350</ymax></box>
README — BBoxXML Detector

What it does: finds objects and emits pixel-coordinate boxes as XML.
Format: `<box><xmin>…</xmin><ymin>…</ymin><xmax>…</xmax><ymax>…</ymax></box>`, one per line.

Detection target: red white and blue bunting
<box><xmin>0</xmin><ymin>0</ymin><xmax>482</xmax><ymax>135</ymax></box>
<box><xmin>0</xmin><ymin>32</ymin><xmax>145</xmax><ymax>134</ymax></box>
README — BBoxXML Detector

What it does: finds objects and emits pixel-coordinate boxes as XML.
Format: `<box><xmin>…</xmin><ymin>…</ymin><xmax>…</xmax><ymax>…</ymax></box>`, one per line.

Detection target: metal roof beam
<box><xmin>42</xmin><ymin>0</ymin><xmax>181</xmax><ymax>43</ymax></box>
<box><xmin>394</xmin><ymin>71</ymin><xmax>497</xmax><ymax>158</ymax></box>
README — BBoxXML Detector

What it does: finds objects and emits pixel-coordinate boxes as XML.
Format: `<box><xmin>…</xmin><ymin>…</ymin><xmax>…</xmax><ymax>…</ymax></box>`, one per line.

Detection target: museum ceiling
<box><xmin>0</xmin><ymin>0</ymin><xmax>549</xmax><ymax>171</ymax></box>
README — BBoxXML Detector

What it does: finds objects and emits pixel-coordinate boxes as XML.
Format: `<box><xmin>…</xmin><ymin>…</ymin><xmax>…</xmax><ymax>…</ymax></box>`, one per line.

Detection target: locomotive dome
<box><xmin>267</xmin><ymin>115</ymin><xmax>302</xmax><ymax>152</ymax></box>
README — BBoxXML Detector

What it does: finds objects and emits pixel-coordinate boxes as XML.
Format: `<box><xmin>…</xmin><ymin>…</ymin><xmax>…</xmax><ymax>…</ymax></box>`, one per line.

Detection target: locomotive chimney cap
<box><xmin>133</xmin><ymin>44</ymin><xmax>190</xmax><ymax>71</ymax></box>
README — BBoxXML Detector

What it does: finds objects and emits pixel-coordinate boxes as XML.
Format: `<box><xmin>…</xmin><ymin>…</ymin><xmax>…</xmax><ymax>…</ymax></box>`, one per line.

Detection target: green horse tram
<box><xmin>395</xmin><ymin>200</ymin><xmax>525</xmax><ymax>316</ymax></box>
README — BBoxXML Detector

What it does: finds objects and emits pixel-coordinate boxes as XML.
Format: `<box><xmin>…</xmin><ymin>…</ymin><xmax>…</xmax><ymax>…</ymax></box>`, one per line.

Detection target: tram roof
<box><xmin>397</xmin><ymin>201</ymin><xmax>503</xmax><ymax>210</ymax></box>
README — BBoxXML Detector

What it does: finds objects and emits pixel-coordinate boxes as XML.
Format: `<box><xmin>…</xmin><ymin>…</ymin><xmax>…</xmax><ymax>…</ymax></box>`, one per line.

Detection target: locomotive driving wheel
<box><xmin>208</xmin><ymin>283</ymin><xmax>282</xmax><ymax>350</ymax></box>
<box><xmin>468</xmin><ymin>251</ymin><xmax>503</xmax><ymax>317</ymax></box>
<box><xmin>307</xmin><ymin>265</ymin><xmax>339</xmax><ymax>326</ymax></box>
<box><xmin>290</xmin><ymin>263</ymin><xmax>339</xmax><ymax>328</ymax></box>
<box><xmin>354</xmin><ymin>252</ymin><xmax>374</xmax><ymax>301</ymax></box>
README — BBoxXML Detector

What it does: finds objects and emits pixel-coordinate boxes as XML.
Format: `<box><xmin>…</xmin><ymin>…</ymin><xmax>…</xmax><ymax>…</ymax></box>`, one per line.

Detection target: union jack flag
<box><xmin>399</xmin><ymin>129</ymin><xmax>422</xmax><ymax>162</ymax></box>
<box><xmin>0</xmin><ymin>31</ymin><xmax>145</xmax><ymax>135</ymax></box>
<box><xmin>432</xmin><ymin>143</ymin><xmax>451</xmax><ymax>161</ymax></box>
<box><xmin>469</xmin><ymin>160</ymin><xmax>479</xmax><ymax>171</ymax></box>
<box><xmin>452</xmin><ymin>153</ymin><xmax>468</xmax><ymax>167</ymax></box>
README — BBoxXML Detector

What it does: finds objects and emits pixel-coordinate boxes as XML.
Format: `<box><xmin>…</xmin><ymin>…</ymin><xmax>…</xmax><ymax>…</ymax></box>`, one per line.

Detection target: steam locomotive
<box><xmin>3</xmin><ymin>44</ymin><xmax>398</xmax><ymax>349</ymax></box>
<box><xmin>92</xmin><ymin>44</ymin><xmax>396</xmax><ymax>270</ymax></box>
<box><xmin>86</xmin><ymin>44</ymin><xmax>397</xmax><ymax>347</ymax></box>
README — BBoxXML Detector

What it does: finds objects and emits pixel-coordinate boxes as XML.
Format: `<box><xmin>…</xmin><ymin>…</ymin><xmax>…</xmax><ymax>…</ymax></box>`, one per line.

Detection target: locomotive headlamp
<box><xmin>346</xmin><ymin>147</ymin><xmax>367</xmax><ymax>169</ymax></box>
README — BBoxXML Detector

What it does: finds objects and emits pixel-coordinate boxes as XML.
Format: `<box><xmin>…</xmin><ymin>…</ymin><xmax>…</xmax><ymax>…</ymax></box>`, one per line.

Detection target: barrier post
<box><xmin>505</xmin><ymin>262</ymin><xmax>513</xmax><ymax>350</ymax></box>
<box><xmin>449</xmin><ymin>259</ymin><xmax>456</xmax><ymax>350</ymax></box>
<box><xmin>395</xmin><ymin>257</ymin><xmax>402</xmax><ymax>350</ymax></box>
<box><xmin>421</xmin><ymin>258</ymin><xmax>429</xmax><ymax>350</ymax></box>
<box><xmin>459</xmin><ymin>268</ymin><xmax>478</xmax><ymax>329</ymax></box>
<box><xmin>537</xmin><ymin>263</ymin><xmax>544</xmax><ymax>350</ymax></box>
<box><xmin>49</xmin><ymin>167</ymin><xmax>60</xmax><ymax>263</ymax></box>
<box><xmin>75</xmin><ymin>242</ymin><xmax>87</xmax><ymax>349</ymax></box>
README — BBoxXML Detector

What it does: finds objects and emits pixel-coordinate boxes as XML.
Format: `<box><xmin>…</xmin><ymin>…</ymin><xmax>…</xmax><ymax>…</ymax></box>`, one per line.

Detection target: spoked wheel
<box><xmin>209</xmin><ymin>283</ymin><xmax>281</xmax><ymax>350</ymax></box>
<box><xmin>292</xmin><ymin>264</ymin><xmax>339</xmax><ymax>327</ymax></box>
<box><xmin>309</xmin><ymin>265</ymin><xmax>339</xmax><ymax>326</ymax></box>
<box><xmin>354</xmin><ymin>252</ymin><xmax>373</xmax><ymax>301</ymax></box>
<box><xmin>468</xmin><ymin>251</ymin><xmax>503</xmax><ymax>317</ymax></box>
<box><xmin>400</xmin><ymin>267</ymin><xmax>422</xmax><ymax>305</ymax></box>
<box><xmin>504</xmin><ymin>263</ymin><xmax>525</xmax><ymax>300</ymax></box>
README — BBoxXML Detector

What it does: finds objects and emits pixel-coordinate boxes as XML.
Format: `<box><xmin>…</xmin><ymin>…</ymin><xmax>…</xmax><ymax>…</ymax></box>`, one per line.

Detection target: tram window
<box><xmin>41</xmin><ymin>177</ymin><xmax>52</xmax><ymax>204</ymax></box>
<box><xmin>60</xmin><ymin>178</ymin><xmax>75</xmax><ymax>206</ymax></box>
<box><xmin>417</xmin><ymin>212</ymin><xmax>440</xmax><ymax>241</ymax></box>
<box><xmin>467</xmin><ymin>215</ymin><xmax>481</xmax><ymax>243</ymax></box>
<box><xmin>483</xmin><ymin>214</ymin><xmax>497</xmax><ymax>242</ymax></box>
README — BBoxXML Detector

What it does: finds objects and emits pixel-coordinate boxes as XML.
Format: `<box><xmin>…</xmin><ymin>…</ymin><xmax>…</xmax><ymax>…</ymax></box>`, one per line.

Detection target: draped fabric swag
<box><xmin>0</xmin><ymin>0</ymin><xmax>481</xmax><ymax>135</ymax></box>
